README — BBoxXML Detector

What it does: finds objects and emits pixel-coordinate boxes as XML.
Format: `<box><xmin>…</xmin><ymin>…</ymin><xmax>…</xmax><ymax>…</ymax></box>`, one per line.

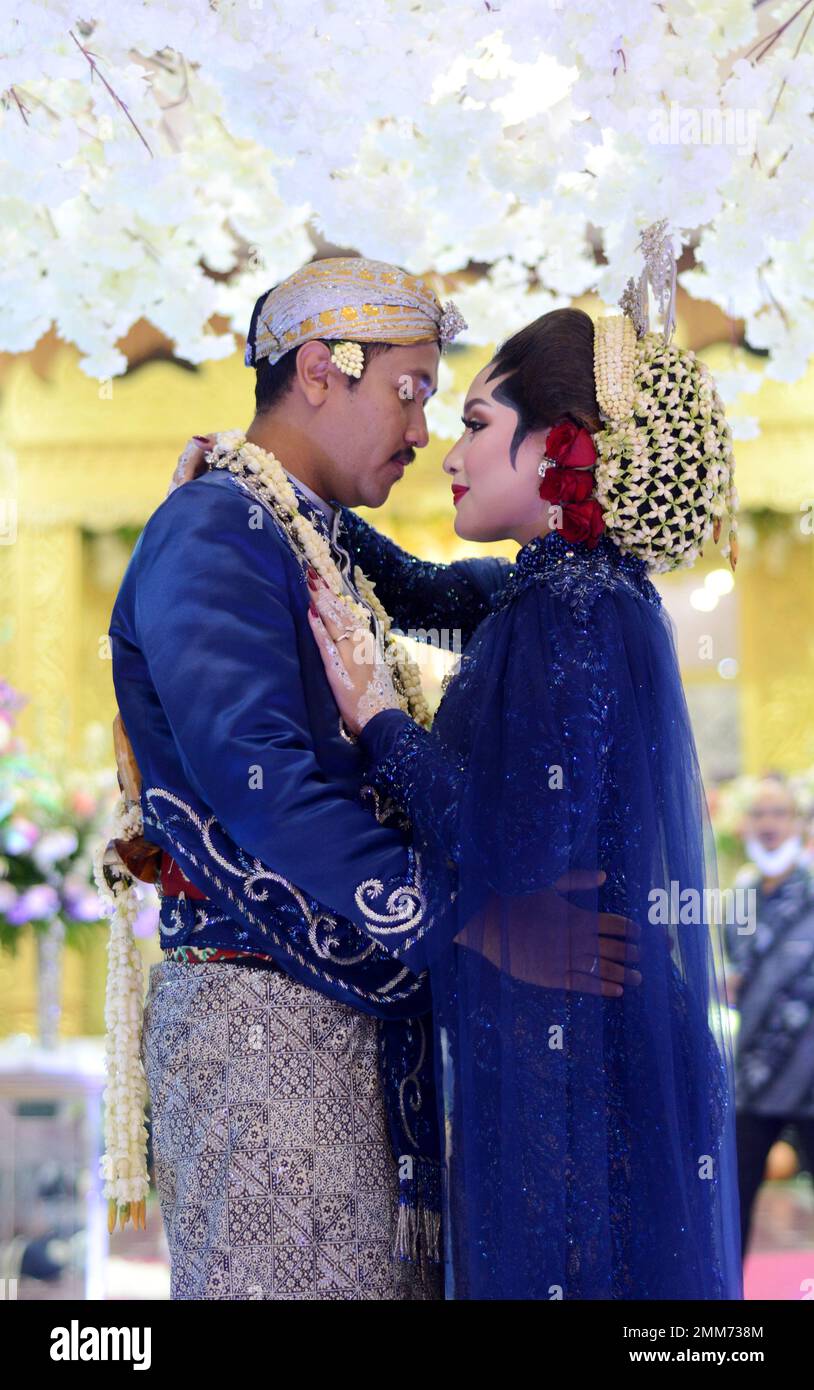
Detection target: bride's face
<box><xmin>442</xmin><ymin>365</ymin><xmax>554</xmax><ymax>545</ymax></box>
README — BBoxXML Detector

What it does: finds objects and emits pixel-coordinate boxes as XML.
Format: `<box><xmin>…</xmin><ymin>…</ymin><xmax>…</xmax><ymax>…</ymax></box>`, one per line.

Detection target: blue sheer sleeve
<box><xmin>359</xmin><ymin>709</ymin><xmax>466</xmax><ymax>866</ymax></box>
<box><xmin>358</xmin><ymin>581</ymin><xmax>603</xmax><ymax>904</ymax></box>
<box><xmin>340</xmin><ymin>506</ymin><xmax>511</xmax><ymax>643</ymax></box>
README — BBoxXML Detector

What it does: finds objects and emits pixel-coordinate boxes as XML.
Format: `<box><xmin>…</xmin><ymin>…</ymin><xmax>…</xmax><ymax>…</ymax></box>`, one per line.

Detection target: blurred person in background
<box><xmin>725</xmin><ymin>774</ymin><xmax>814</xmax><ymax>1250</ymax></box>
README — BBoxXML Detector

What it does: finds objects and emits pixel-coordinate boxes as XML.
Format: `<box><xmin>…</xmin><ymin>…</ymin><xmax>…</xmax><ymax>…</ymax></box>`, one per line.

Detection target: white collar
<box><xmin>283</xmin><ymin>468</ymin><xmax>338</xmax><ymax>528</ymax></box>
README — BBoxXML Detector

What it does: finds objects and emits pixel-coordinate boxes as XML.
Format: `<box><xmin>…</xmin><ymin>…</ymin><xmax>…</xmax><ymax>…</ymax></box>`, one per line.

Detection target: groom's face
<box><xmin>319</xmin><ymin>342</ymin><xmax>440</xmax><ymax>508</ymax></box>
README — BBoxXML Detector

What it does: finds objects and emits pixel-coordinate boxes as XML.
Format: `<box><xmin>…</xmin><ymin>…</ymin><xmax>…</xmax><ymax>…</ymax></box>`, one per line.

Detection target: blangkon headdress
<box><xmin>246</xmin><ymin>257</ymin><xmax>466</xmax><ymax>370</ymax></box>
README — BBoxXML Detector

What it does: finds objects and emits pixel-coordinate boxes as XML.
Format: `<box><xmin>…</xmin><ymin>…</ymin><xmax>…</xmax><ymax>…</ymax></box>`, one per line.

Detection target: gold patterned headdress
<box><xmin>246</xmin><ymin>256</ymin><xmax>467</xmax><ymax>367</ymax></box>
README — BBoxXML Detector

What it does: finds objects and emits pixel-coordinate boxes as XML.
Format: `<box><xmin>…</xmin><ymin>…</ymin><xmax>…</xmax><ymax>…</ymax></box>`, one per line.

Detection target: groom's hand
<box><xmin>167</xmin><ymin>434</ymin><xmax>217</xmax><ymax>496</ymax></box>
<box><xmin>543</xmin><ymin>869</ymin><xmax>644</xmax><ymax>995</ymax></box>
<box><xmin>458</xmin><ymin>872</ymin><xmax>643</xmax><ymax>997</ymax></box>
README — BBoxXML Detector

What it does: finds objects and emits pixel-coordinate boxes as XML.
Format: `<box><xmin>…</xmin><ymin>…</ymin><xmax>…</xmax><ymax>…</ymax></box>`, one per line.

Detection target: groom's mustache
<box><xmin>389</xmin><ymin>449</ymin><xmax>415</xmax><ymax>467</ymax></box>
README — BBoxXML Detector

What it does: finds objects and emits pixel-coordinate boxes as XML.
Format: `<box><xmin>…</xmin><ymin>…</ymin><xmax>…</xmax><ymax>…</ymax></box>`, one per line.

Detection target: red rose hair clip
<box><xmin>538</xmin><ymin>419</ymin><xmax>605</xmax><ymax>549</ymax></box>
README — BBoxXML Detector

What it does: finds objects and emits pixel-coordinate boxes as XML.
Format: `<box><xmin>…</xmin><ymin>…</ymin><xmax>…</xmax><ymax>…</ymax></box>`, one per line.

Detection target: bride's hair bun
<box><xmin>593</xmin><ymin>316</ymin><xmax>738</xmax><ymax>573</ymax></box>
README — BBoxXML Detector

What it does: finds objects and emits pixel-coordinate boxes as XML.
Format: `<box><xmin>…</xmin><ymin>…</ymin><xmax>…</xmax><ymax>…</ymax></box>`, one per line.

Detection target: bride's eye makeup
<box><xmin>461</xmin><ymin>415</ymin><xmax>486</xmax><ymax>433</ymax></box>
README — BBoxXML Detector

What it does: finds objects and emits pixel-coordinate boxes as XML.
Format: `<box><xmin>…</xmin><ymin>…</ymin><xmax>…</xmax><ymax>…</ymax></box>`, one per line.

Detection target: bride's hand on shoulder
<box><xmin>167</xmin><ymin>433</ymin><xmax>218</xmax><ymax>497</ymax></box>
<box><xmin>307</xmin><ymin>573</ymin><xmax>399</xmax><ymax>736</ymax></box>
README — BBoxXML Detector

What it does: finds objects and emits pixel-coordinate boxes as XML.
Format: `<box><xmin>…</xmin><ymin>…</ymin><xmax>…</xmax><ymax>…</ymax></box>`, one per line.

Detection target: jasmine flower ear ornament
<box><xmin>330</xmin><ymin>341</ymin><xmax>365</xmax><ymax>378</ymax></box>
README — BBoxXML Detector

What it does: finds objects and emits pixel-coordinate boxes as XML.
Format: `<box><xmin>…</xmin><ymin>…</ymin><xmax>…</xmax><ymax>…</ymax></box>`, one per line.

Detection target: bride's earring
<box><xmin>538</xmin><ymin>456</ymin><xmax>552</xmax><ymax>479</ymax></box>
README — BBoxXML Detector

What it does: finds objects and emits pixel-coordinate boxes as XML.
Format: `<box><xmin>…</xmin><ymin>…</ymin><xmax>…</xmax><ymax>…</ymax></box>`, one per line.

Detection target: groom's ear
<box><xmin>295</xmin><ymin>340</ymin><xmax>336</xmax><ymax>406</ymax></box>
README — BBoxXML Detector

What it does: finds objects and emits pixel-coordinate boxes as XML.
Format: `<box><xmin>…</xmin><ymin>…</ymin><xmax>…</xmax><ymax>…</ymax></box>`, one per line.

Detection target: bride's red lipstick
<box><xmin>452</xmin><ymin>485</ymin><xmax>469</xmax><ymax>505</ymax></box>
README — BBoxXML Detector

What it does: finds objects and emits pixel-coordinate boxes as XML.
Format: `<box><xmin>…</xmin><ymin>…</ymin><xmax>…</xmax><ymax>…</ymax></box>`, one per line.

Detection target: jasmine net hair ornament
<box><xmin>592</xmin><ymin>220</ymin><xmax>738</xmax><ymax>573</ymax></box>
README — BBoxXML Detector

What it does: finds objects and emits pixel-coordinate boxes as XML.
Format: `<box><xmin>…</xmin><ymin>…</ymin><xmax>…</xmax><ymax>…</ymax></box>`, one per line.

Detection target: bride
<box><xmin>305</xmin><ymin>302</ymin><xmax>743</xmax><ymax>1300</ymax></box>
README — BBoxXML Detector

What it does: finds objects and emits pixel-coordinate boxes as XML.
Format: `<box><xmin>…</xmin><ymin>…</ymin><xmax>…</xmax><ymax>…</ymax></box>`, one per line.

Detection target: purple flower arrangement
<box><xmin>0</xmin><ymin>679</ymin><xmax>159</xmax><ymax>952</ymax></box>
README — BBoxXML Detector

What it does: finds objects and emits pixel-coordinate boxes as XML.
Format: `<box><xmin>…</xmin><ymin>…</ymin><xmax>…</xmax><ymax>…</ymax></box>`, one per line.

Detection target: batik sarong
<box><xmin>140</xmin><ymin>960</ymin><xmax>441</xmax><ymax>1300</ymax></box>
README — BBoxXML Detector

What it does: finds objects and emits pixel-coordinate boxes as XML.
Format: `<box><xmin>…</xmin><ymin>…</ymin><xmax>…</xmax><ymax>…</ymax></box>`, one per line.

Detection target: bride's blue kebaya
<box><xmin>358</xmin><ymin>525</ymin><xmax>744</xmax><ymax>1300</ymax></box>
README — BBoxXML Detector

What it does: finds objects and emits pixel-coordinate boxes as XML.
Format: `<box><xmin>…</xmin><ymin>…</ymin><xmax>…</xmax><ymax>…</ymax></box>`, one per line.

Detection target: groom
<box><xmin>110</xmin><ymin>255</ymin><xmax>635</xmax><ymax>1301</ymax></box>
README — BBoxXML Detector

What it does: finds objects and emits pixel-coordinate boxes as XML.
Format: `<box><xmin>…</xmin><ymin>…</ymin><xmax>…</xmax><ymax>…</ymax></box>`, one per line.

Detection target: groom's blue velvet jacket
<box><xmin>109</xmin><ymin>465</ymin><xmax>509</xmax><ymax>1018</ymax></box>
